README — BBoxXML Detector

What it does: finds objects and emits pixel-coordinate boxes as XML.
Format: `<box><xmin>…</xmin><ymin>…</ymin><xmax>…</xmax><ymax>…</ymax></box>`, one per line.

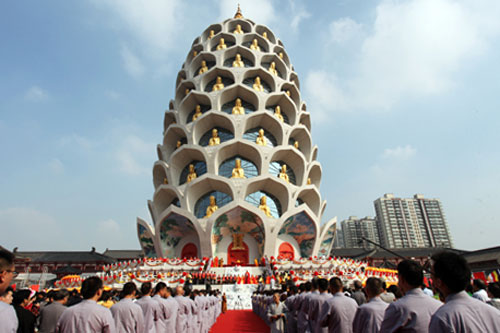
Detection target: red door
<box><xmin>278</xmin><ymin>242</ymin><xmax>295</xmax><ymax>260</ymax></box>
<box><xmin>181</xmin><ymin>243</ymin><xmax>198</xmax><ymax>259</ymax></box>
<box><xmin>227</xmin><ymin>241</ymin><xmax>249</xmax><ymax>265</ymax></box>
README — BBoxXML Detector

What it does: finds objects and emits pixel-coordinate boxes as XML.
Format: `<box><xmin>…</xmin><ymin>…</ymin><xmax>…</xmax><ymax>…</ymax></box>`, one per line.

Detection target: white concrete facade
<box><xmin>136</xmin><ymin>11</ymin><xmax>336</xmax><ymax>263</ymax></box>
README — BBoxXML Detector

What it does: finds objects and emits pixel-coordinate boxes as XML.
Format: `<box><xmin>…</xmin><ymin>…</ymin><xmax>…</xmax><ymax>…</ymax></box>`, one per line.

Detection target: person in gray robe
<box><xmin>350</xmin><ymin>280</ymin><xmax>367</xmax><ymax>306</ymax></box>
<box><xmin>429</xmin><ymin>251</ymin><xmax>500</xmax><ymax>332</ymax></box>
<box><xmin>38</xmin><ymin>289</ymin><xmax>68</xmax><ymax>333</ymax></box>
<box><xmin>163</xmin><ymin>287</ymin><xmax>179</xmax><ymax>333</ymax></box>
<box><xmin>152</xmin><ymin>282</ymin><xmax>172</xmax><ymax>333</ymax></box>
<box><xmin>174</xmin><ymin>286</ymin><xmax>190</xmax><ymax>333</ymax></box>
<box><xmin>297</xmin><ymin>280</ymin><xmax>315</xmax><ymax>332</ymax></box>
<box><xmin>319</xmin><ymin>277</ymin><xmax>358</xmax><ymax>333</ymax></box>
<box><xmin>284</xmin><ymin>286</ymin><xmax>299</xmax><ymax>333</ymax></box>
<box><xmin>56</xmin><ymin>277</ymin><xmax>115</xmax><ymax>333</ymax></box>
<box><xmin>352</xmin><ymin>277</ymin><xmax>388</xmax><ymax>333</ymax></box>
<box><xmin>110</xmin><ymin>283</ymin><xmax>144</xmax><ymax>333</ymax></box>
<box><xmin>135</xmin><ymin>282</ymin><xmax>159</xmax><ymax>333</ymax></box>
<box><xmin>308</xmin><ymin>278</ymin><xmax>333</xmax><ymax>333</ymax></box>
<box><xmin>267</xmin><ymin>292</ymin><xmax>288</xmax><ymax>333</ymax></box>
<box><xmin>184</xmin><ymin>289</ymin><xmax>198</xmax><ymax>333</ymax></box>
<box><xmin>380</xmin><ymin>260</ymin><xmax>442</xmax><ymax>333</ymax></box>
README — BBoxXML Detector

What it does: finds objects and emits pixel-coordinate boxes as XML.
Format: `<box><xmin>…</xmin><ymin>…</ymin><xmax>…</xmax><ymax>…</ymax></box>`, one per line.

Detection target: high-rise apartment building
<box><xmin>341</xmin><ymin>216</ymin><xmax>380</xmax><ymax>248</ymax></box>
<box><xmin>374</xmin><ymin>194</ymin><xmax>453</xmax><ymax>249</ymax></box>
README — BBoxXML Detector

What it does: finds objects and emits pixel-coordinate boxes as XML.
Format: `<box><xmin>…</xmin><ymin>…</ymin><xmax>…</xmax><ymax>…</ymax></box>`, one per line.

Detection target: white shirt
<box><xmin>472</xmin><ymin>289</ymin><xmax>490</xmax><ymax>302</ymax></box>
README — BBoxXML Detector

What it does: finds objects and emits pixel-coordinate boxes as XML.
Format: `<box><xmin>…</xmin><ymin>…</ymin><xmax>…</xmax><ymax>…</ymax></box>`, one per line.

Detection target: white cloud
<box><xmin>0</xmin><ymin>208</ymin><xmax>64</xmax><ymax>250</ymax></box>
<box><xmin>24</xmin><ymin>86</ymin><xmax>48</xmax><ymax>101</ymax></box>
<box><xmin>58</xmin><ymin>134</ymin><xmax>92</xmax><ymax>151</ymax></box>
<box><xmin>308</xmin><ymin>0</ymin><xmax>500</xmax><ymax>119</ymax></box>
<box><xmin>115</xmin><ymin>135</ymin><xmax>152</xmax><ymax>176</ymax></box>
<box><xmin>105</xmin><ymin>90</ymin><xmax>121</xmax><ymax>100</ymax></box>
<box><xmin>382</xmin><ymin>145</ymin><xmax>417</xmax><ymax>160</ymax></box>
<box><xmin>121</xmin><ymin>45</ymin><xmax>145</xmax><ymax>78</ymax></box>
<box><xmin>218</xmin><ymin>0</ymin><xmax>275</xmax><ymax>26</ymax></box>
<box><xmin>305</xmin><ymin>70</ymin><xmax>347</xmax><ymax>124</ymax></box>
<box><xmin>94</xmin><ymin>0</ymin><xmax>182</xmax><ymax>55</ymax></box>
<box><xmin>48</xmin><ymin>158</ymin><xmax>65</xmax><ymax>174</ymax></box>
<box><xmin>329</xmin><ymin>17</ymin><xmax>363</xmax><ymax>43</ymax></box>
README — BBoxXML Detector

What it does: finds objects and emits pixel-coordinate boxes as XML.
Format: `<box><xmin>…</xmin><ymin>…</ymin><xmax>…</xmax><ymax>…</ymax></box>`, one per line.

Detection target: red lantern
<box><xmin>293</xmin><ymin>277</ymin><xmax>299</xmax><ymax>282</ymax></box>
<box><xmin>182</xmin><ymin>272</ymin><xmax>188</xmax><ymax>277</ymax></box>
<box><xmin>290</xmin><ymin>270</ymin><xmax>295</xmax><ymax>275</ymax></box>
<box><xmin>198</xmin><ymin>267</ymin><xmax>203</xmax><ymax>271</ymax></box>
<box><xmin>179</xmin><ymin>279</ymin><xmax>185</xmax><ymax>284</ymax></box>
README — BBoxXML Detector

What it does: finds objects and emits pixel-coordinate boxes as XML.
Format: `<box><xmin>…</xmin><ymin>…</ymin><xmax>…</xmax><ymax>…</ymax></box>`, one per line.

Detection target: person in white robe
<box><xmin>136</xmin><ymin>282</ymin><xmax>159</xmax><ymax>333</ymax></box>
<box><xmin>267</xmin><ymin>292</ymin><xmax>287</xmax><ymax>333</ymax></box>
<box><xmin>319</xmin><ymin>277</ymin><xmax>358</xmax><ymax>333</ymax></box>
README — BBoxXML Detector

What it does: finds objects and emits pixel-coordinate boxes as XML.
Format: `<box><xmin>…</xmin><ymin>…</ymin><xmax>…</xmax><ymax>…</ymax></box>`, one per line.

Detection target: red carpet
<box><xmin>210</xmin><ymin>310</ymin><xmax>270</xmax><ymax>333</ymax></box>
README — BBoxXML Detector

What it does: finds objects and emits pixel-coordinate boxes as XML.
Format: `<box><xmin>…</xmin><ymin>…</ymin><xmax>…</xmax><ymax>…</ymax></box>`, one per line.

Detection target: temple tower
<box><xmin>137</xmin><ymin>8</ymin><xmax>336</xmax><ymax>264</ymax></box>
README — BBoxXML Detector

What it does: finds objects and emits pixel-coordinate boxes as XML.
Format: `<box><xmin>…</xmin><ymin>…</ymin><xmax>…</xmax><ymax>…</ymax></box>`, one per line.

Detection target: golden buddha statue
<box><xmin>232</xmin><ymin>98</ymin><xmax>245</xmax><ymax>115</ymax></box>
<box><xmin>262</xmin><ymin>31</ymin><xmax>268</xmax><ymax>40</ymax></box>
<box><xmin>198</xmin><ymin>60</ymin><xmax>208</xmax><ymax>75</ymax></box>
<box><xmin>232</xmin><ymin>53</ymin><xmax>244</xmax><ymax>68</ymax></box>
<box><xmin>278</xmin><ymin>164</ymin><xmax>289</xmax><ymax>183</ymax></box>
<box><xmin>259</xmin><ymin>196</ymin><xmax>272</xmax><ymax>217</ymax></box>
<box><xmin>212</xmin><ymin>76</ymin><xmax>225</xmax><ymax>91</ymax></box>
<box><xmin>256</xmin><ymin>128</ymin><xmax>267</xmax><ymax>146</ymax></box>
<box><xmin>286</xmin><ymin>90</ymin><xmax>291</xmax><ymax>97</ymax></box>
<box><xmin>204</xmin><ymin>195</ymin><xmax>218</xmax><ymax>218</ymax></box>
<box><xmin>231</xmin><ymin>158</ymin><xmax>245</xmax><ymax>178</ymax></box>
<box><xmin>279</xmin><ymin>52</ymin><xmax>284</xmax><ymax>60</ymax></box>
<box><xmin>216</xmin><ymin>38</ymin><xmax>227</xmax><ymax>50</ymax></box>
<box><xmin>185</xmin><ymin>88</ymin><xmax>190</xmax><ymax>96</ymax></box>
<box><xmin>307</xmin><ymin>178</ymin><xmax>312</xmax><ymax>185</ymax></box>
<box><xmin>193</xmin><ymin>50</ymin><xmax>198</xmax><ymax>57</ymax></box>
<box><xmin>269</xmin><ymin>62</ymin><xmax>278</xmax><ymax>76</ymax></box>
<box><xmin>250</xmin><ymin>38</ymin><xmax>260</xmax><ymax>51</ymax></box>
<box><xmin>187</xmin><ymin>164</ymin><xmax>197</xmax><ymax>183</ymax></box>
<box><xmin>192</xmin><ymin>105</ymin><xmax>202</xmax><ymax>121</ymax></box>
<box><xmin>208</xmin><ymin>30</ymin><xmax>215</xmax><ymax>39</ymax></box>
<box><xmin>274</xmin><ymin>105</ymin><xmax>284</xmax><ymax>122</ymax></box>
<box><xmin>163</xmin><ymin>177</ymin><xmax>168</xmax><ymax>184</ymax></box>
<box><xmin>208</xmin><ymin>128</ymin><xmax>221</xmax><ymax>146</ymax></box>
<box><xmin>176</xmin><ymin>140</ymin><xmax>182</xmax><ymax>149</ymax></box>
<box><xmin>294</xmin><ymin>140</ymin><xmax>299</xmax><ymax>149</ymax></box>
<box><xmin>233</xmin><ymin>24</ymin><xmax>244</xmax><ymax>34</ymax></box>
<box><xmin>253</xmin><ymin>76</ymin><xmax>264</xmax><ymax>92</ymax></box>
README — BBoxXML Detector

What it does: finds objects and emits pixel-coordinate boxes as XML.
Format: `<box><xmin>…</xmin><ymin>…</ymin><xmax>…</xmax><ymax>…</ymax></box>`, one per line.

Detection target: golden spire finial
<box><xmin>234</xmin><ymin>4</ymin><xmax>243</xmax><ymax>19</ymax></box>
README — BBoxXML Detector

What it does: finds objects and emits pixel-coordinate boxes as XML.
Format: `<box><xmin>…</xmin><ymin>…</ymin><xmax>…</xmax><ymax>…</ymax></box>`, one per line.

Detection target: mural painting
<box><xmin>279</xmin><ymin>212</ymin><xmax>316</xmax><ymax>257</ymax></box>
<box><xmin>138</xmin><ymin>224</ymin><xmax>157</xmax><ymax>258</ymax></box>
<box><xmin>318</xmin><ymin>224</ymin><xmax>336</xmax><ymax>257</ymax></box>
<box><xmin>159</xmin><ymin>213</ymin><xmax>198</xmax><ymax>258</ymax></box>
<box><xmin>212</xmin><ymin>207</ymin><xmax>265</xmax><ymax>257</ymax></box>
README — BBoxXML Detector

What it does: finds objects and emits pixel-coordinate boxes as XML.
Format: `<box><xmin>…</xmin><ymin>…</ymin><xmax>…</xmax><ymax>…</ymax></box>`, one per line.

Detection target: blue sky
<box><xmin>1</xmin><ymin>0</ymin><xmax>499</xmax><ymax>252</ymax></box>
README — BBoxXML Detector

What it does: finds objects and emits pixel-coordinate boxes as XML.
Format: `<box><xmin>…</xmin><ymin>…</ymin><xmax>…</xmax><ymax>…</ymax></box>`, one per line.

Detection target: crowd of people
<box><xmin>2</xmin><ymin>248</ymin><xmax>500</xmax><ymax>332</ymax></box>
<box><xmin>1</xmin><ymin>249</ymin><xmax>225</xmax><ymax>333</ymax></box>
<box><xmin>253</xmin><ymin>251</ymin><xmax>500</xmax><ymax>332</ymax></box>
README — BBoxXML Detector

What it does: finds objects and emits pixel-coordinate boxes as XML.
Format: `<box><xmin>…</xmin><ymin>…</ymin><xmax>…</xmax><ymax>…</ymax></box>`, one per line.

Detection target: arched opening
<box><xmin>245</xmin><ymin>190</ymin><xmax>282</xmax><ymax>218</ymax></box>
<box><xmin>219</xmin><ymin>155</ymin><xmax>258</xmax><ymax>179</ymax></box>
<box><xmin>194</xmin><ymin>190</ymin><xmax>232</xmax><ymax>218</ymax></box>
<box><xmin>227</xmin><ymin>241</ymin><xmax>249</xmax><ymax>265</ymax></box>
<box><xmin>179</xmin><ymin>161</ymin><xmax>207</xmax><ymax>185</ymax></box>
<box><xmin>181</xmin><ymin>243</ymin><xmax>198</xmax><ymax>259</ymax></box>
<box><xmin>278</xmin><ymin>242</ymin><xmax>294</xmax><ymax>260</ymax></box>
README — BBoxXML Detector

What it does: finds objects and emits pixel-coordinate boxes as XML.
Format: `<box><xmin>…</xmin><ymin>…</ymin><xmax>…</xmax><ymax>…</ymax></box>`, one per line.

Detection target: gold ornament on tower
<box><xmin>187</xmin><ymin>164</ymin><xmax>197</xmax><ymax>183</ymax></box>
<box><xmin>163</xmin><ymin>178</ymin><xmax>168</xmax><ymax>185</ymax></box>
<box><xmin>208</xmin><ymin>30</ymin><xmax>215</xmax><ymax>39</ymax></box>
<box><xmin>294</xmin><ymin>140</ymin><xmax>299</xmax><ymax>149</ymax></box>
<box><xmin>279</xmin><ymin>164</ymin><xmax>289</xmax><ymax>183</ymax></box>
<box><xmin>274</xmin><ymin>105</ymin><xmax>284</xmax><ymax>122</ymax></box>
<box><xmin>250</xmin><ymin>39</ymin><xmax>260</xmax><ymax>51</ymax></box>
<box><xmin>269</xmin><ymin>61</ymin><xmax>278</xmax><ymax>76</ymax></box>
<box><xmin>234</xmin><ymin>4</ymin><xmax>243</xmax><ymax>19</ymax></box>
<box><xmin>204</xmin><ymin>195</ymin><xmax>218</xmax><ymax>218</ymax></box>
<box><xmin>232</xmin><ymin>98</ymin><xmax>245</xmax><ymax>115</ymax></box>
<box><xmin>262</xmin><ymin>32</ymin><xmax>268</xmax><ymax>40</ymax></box>
<box><xmin>259</xmin><ymin>196</ymin><xmax>272</xmax><ymax>217</ymax></box>
<box><xmin>231</xmin><ymin>158</ymin><xmax>245</xmax><ymax>178</ymax></box>
<box><xmin>256</xmin><ymin>128</ymin><xmax>267</xmax><ymax>146</ymax></box>
<box><xmin>216</xmin><ymin>38</ymin><xmax>227</xmax><ymax>50</ymax></box>
<box><xmin>176</xmin><ymin>140</ymin><xmax>182</xmax><ymax>149</ymax></box>
<box><xmin>253</xmin><ymin>76</ymin><xmax>264</xmax><ymax>92</ymax></box>
<box><xmin>279</xmin><ymin>52</ymin><xmax>284</xmax><ymax>59</ymax></box>
<box><xmin>193</xmin><ymin>50</ymin><xmax>198</xmax><ymax>57</ymax></box>
<box><xmin>192</xmin><ymin>105</ymin><xmax>202</xmax><ymax>121</ymax></box>
<box><xmin>212</xmin><ymin>76</ymin><xmax>225</xmax><ymax>91</ymax></box>
<box><xmin>209</xmin><ymin>128</ymin><xmax>221</xmax><ymax>146</ymax></box>
<box><xmin>198</xmin><ymin>60</ymin><xmax>208</xmax><ymax>74</ymax></box>
<box><xmin>232</xmin><ymin>53</ymin><xmax>244</xmax><ymax>68</ymax></box>
<box><xmin>233</xmin><ymin>24</ymin><xmax>244</xmax><ymax>34</ymax></box>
